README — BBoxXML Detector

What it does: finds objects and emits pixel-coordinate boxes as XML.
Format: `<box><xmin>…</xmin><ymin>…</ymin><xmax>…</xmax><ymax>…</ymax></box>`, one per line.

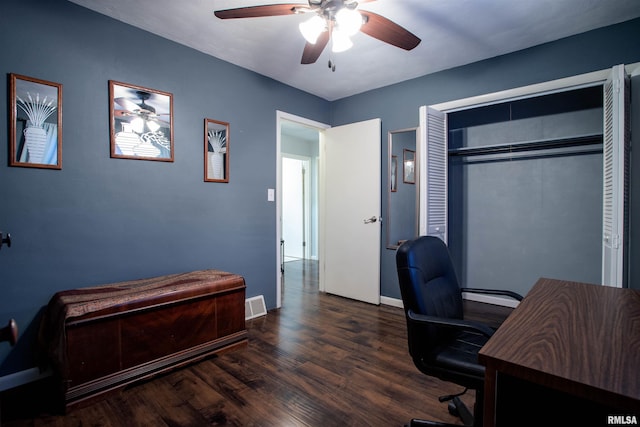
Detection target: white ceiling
<box><xmin>68</xmin><ymin>0</ymin><xmax>640</xmax><ymax>101</ymax></box>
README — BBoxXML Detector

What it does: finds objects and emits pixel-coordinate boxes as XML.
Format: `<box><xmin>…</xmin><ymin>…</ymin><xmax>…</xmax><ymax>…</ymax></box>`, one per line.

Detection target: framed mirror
<box><xmin>10</xmin><ymin>73</ymin><xmax>62</xmax><ymax>169</ymax></box>
<box><xmin>109</xmin><ymin>80</ymin><xmax>174</xmax><ymax>161</ymax></box>
<box><xmin>204</xmin><ymin>118</ymin><xmax>229</xmax><ymax>183</ymax></box>
<box><xmin>387</xmin><ymin>127</ymin><xmax>418</xmax><ymax>249</ymax></box>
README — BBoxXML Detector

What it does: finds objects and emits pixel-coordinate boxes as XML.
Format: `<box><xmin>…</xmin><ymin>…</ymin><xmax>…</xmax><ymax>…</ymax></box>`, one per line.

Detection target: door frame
<box><xmin>276</xmin><ymin>111</ymin><xmax>329</xmax><ymax>308</ymax></box>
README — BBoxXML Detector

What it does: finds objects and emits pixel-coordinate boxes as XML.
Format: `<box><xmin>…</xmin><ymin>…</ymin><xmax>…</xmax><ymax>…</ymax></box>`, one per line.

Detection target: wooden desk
<box><xmin>479</xmin><ymin>278</ymin><xmax>640</xmax><ymax>426</ymax></box>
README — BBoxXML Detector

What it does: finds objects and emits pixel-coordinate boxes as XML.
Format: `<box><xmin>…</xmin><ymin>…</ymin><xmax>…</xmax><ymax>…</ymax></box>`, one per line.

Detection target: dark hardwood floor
<box><xmin>1</xmin><ymin>260</ymin><xmax>511</xmax><ymax>426</ymax></box>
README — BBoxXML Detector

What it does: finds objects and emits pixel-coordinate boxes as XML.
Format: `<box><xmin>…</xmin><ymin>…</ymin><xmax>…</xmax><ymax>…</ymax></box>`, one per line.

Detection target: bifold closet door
<box><xmin>602</xmin><ymin>64</ymin><xmax>630</xmax><ymax>288</ymax></box>
<box><xmin>419</xmin><ymin>106</ymin><xmax>448</xmax><ymax>243</ymax></box>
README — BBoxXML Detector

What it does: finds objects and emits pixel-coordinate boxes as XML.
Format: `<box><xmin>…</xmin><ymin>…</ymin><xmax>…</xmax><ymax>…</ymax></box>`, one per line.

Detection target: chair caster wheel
<box><xmin>448</xmin><ymin>401</ymin><xmax>459</xmax><ymax>417</ymax></box>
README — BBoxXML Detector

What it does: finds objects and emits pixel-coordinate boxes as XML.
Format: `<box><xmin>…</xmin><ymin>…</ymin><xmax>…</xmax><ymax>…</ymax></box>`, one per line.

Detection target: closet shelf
<box><xmin>448</xmin><ymin>133</ymin><xmax>602</xmax><ymax>157</ymax></box>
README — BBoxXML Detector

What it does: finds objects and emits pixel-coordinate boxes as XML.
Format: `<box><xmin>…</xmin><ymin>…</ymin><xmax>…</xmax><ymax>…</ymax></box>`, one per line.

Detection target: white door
<box><xmin>282</xmin><ymin>156</ymin><xmax>309</xmax><ymax>260</ymax></box>
<box><xmin>320</xmin><ymin>118</ymin><xmax>381</xmax><ymax>305</ymax></box>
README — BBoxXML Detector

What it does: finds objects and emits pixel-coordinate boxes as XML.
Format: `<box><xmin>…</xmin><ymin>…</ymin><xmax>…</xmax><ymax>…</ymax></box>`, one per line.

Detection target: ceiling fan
<box><xmin>114</xmin><ymin>91</ymin><xmax>169</xmax><ymax>133</ymax></box>
<box><xmin>214</xmin><ymin>0</ymin><xmax>421</xmax><ymax>66</ymax></box>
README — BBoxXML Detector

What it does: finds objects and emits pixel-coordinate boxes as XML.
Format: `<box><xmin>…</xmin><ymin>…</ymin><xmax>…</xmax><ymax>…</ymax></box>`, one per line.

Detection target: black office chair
<box><xmin>396</xmin><ymin>236</ymin><xmax>523</xmax><ymax>427</ymax></box>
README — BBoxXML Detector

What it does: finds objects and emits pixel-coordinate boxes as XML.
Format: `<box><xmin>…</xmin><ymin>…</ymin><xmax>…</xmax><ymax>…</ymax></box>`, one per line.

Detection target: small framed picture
<box><xmin>10</xmin><ymin>73</ymin><xmax>62</xmax><ymax>169</ymax></box>
<box><xmin>403</xmin><ymin>149</ymin><xmax>415</xmax><ymax>184</ymax></box>
<box><xmin>204</xmin><ymin>118</ymin><xmax>230</xmax><ymax>183</ymax></box>
<box><xmin>109</xmin><ymin>81</ymin><xmax>173</xmax><ymax>161</ymax></box>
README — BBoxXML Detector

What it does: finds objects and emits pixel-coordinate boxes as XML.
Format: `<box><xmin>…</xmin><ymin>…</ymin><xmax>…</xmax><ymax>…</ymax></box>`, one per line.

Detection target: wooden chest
<box><xmin>41</xmin><ymin>270</ymin><xmax>247</xmax><ymax>410</ymax></box>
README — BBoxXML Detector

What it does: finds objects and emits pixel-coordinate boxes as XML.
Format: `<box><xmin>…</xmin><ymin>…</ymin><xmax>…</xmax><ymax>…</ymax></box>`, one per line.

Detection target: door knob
<box><xmin>0</xmin><ymin>319</ymin><xmax>18</xmax><ymax>346</ymax></box>
<box><xmin>363</xmin><ymin>216</ymin><xmax>378</xmax><ymax>224</ymax></box>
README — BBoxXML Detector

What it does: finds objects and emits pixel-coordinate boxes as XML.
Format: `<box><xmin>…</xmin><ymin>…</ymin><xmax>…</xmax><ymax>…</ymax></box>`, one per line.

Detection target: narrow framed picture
<box><xmin>9</xmin><ymin>73</ymin><xmax>62</xmax><ymax>169</ymax></box>
<box><xmin>403</xmin><ymin>149</ymin><xmax>415</xmax><ymax>184</ymax></box>
<box><xmin>204</xmin><ymin>118</ymin><xmax>230</xmax><ymax>183</ymax></box>
<box><xmin>109</xmin><ymin>80</ymin><xmax>173</xmax><ymax>161</ymax></box>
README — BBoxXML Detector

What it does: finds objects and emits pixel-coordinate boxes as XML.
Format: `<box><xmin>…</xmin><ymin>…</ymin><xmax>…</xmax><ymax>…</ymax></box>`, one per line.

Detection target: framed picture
<box><xmin>204</xmin><ymin>118</ymin><xmax>229</xmax><ymax>183</ymax></box>
<box><xmin>9</xmin><ymin>73</ymin><xmax>62</xmax><ymax>169</ymax></box>
<box><xmin>390</xmin><ymin>155</ymin><xmax>398</xmax><ymax>192</ymax></box>
<box><xmin>109</xmin><ymin>81</ymin><xmax>173</xmax><ymax>161</ymax></box>
<box><xmin>403</xmin><ymin>149</ymin><xmax>415</xmax><ymax>184</ymax></box>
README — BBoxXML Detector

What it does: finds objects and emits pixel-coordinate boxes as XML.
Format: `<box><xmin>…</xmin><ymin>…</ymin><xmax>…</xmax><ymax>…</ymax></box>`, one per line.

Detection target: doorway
<box><xmin>277</xmin><ymin>112</ymin><xmax>326</xmax><ymax>308</ymax></box>
<box><xmin>276</xmin><ymin>113</ymin><xmax>382</xmax><ymax>308</ymax></box>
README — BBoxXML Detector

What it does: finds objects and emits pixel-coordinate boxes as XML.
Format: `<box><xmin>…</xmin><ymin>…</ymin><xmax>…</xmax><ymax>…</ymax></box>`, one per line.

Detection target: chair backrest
<box><xmin>396</xmin><ymin>236</ymin><xmax>464</xmax><ymax>355</ymax></box>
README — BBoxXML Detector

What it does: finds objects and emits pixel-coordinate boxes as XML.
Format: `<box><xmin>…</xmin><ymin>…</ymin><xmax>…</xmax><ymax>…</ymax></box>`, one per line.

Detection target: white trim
<box><xmin>428</xmin><ymin>62</ymin><xmax>639</xmax><ymax>114</ymax></box>
<box><xmin>462</xmin><ymin>292</ymin><xmax>520</xmax><ymax>309</ymax></box>
<box><xmin>627</xmin><ymin>62</ymin><xmax>640</xmax><ymax>77</ymax></box>
<box><xmin>276</xmin><ymin>111</ymin><xmax>329</xmax><ymax>308</ymax></box>
<box><xmin>380</xmin><ymin>296</ymin><xmax>403</xmax><ymax>308</ymax></box>
<box><xmin>380</xmin><ymin>294</ymin><xmax>519</xmax><ymax>309</ymax></box>
<box><xmin>418</xmin><ymin>106</ymin><xmax>427</xmax><ymax>235</ymax></box>
<box><xmin>430</xmin><ymin>68</ymin><xmax>612</xmax><ymax>113</ymax></box>
<box><xmin>0</xmin><ymin>367</ymin><xmax>51</xmax><ymax>392</ymax></box>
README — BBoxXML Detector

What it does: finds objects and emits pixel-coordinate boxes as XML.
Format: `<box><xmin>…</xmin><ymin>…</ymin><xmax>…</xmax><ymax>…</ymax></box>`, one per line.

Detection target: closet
<box><xmin>419</xmin><ymin>65</ymin><xmax>630</xmax><ymax>297</ymax></box>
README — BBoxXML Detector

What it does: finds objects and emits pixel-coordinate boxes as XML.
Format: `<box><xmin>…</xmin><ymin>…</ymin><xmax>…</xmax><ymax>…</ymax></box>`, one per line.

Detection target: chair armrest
<box><xmin>407</xmin><ymin>309</ymin><xmax>495</xmax><ymax>338</ymax></box>
<box><xmin>462</xmin><ymin>288</ymin><xmax>524</xmax><ymax>301</ymax></box>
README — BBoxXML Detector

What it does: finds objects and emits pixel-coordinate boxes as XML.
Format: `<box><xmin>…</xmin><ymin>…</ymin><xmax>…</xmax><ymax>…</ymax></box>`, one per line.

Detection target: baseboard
<box><xmin>380</xmin><ymin>294</ymin><xmax>519</xmax><ymax>309</ymax></box>
<box><xmin>0</xmin><ymin>367</ymin><xmax>52</xmax><ymax>392</ymax></box>
<box><xmin>462</xmin><ymin>292</ymin><xmax>520</xmax><ymax>308</ymax></box>
<box><xmin>380</xmin><ymin>296</ymin><xmax>403</xmax><ymax>308</ymax></box>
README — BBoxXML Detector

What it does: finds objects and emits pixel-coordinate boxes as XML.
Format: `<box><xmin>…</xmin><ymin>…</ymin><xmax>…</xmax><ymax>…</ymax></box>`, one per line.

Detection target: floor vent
<box><xmin>245</xmin><ymin>295</ymin><xmax>267</xmax><ymax>320</ymax></box>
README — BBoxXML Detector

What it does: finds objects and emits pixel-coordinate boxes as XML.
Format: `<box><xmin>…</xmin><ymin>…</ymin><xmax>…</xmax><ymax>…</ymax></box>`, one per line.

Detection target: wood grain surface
<box><xmin>479</xmin><ymin>277</ymin><xmax>640</xmax><ymax>411</ymax></box>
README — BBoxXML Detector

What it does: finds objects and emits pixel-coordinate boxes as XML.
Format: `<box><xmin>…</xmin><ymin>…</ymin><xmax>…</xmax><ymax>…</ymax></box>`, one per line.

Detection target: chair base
<box><xmin>408</xmin><ymin>395</ymin><xmax>477</xmax><ymax>427</ymax></box>
<box><xmin>448</xmin><ymin>396</ymin><xmax>474</xmax><ymax>425</ymax></box>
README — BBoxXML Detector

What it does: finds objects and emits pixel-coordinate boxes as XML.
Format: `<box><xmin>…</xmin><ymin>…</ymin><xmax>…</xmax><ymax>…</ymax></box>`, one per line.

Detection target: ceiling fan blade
<box><xmin>114</xmin><ymin>109</ymin><xmax>134</xmax><ymax>118</ymax></box>
<box><xmin>214</xmin><ymin>4</ymin><xmax>306</xmax><ymax>19</ymax></box>
<box><xmin>114</xmin><ymin>97</ymin><xmax>141</xmax><ymax>111</ymax></box>
<box><xmin>359</xmin><ymin>10</ymin><xmax>420</xmax><ymax>50</ymax></box>
<box><xmin>301</xmin><ymin>31</ymin><xmax>330</xmax><ymax>64</ymax></box>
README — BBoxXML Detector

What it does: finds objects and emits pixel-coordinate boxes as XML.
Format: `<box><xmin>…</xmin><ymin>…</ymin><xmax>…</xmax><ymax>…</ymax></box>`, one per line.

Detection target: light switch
<box><xmin>267</xmin><ymin>188</ymin><xmax>275</xmax><ymax>202</ymax></box>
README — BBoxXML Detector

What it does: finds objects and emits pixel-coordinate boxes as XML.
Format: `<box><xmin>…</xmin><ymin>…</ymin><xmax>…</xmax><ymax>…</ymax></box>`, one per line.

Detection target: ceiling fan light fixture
<box><xmin>147</xmin><ymin>120</ymin><xmax>160</xmax><ymax>132</ymax></box>
<box><xmin>131</xmin><ymin>117</ymin><xmax>144</xmax><ymax>134</ymax></box>
<box><xmin>213</xmin><ymin>1</ymin><xmax>421</xmax><ymax>65</ymax></box>
<box><xmin>331</xmin><ymin>28</ymin><xmax>353</xmax><ymax>53</ymax></box>
<box><xmin>335</xmin><ymin>8</ymin><xmax>362</xmax><ymax>37</ymax></box>
<box><xmin>299</xmin><ymin>15</ymin><xmax>326</xmax><ymax>44</ymax></box>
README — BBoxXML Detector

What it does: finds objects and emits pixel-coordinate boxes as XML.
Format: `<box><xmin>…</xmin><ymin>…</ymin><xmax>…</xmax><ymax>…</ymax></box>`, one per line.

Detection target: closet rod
<box><xmin>448</xmin><ymin>134</ymin><xmax>602</xmax><ymax>157</ymax></box>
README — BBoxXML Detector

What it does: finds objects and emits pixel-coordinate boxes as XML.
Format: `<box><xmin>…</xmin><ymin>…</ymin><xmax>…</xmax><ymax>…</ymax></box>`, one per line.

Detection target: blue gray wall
<box><xmin>0</xmin><ymin>0</ymin><xmax>329</xmax><ymax>373</ymax></box>
<box><xmin>329</xmin><ymin>18</ymin><xmax>640</xmax><ymax>299</ymax></box>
